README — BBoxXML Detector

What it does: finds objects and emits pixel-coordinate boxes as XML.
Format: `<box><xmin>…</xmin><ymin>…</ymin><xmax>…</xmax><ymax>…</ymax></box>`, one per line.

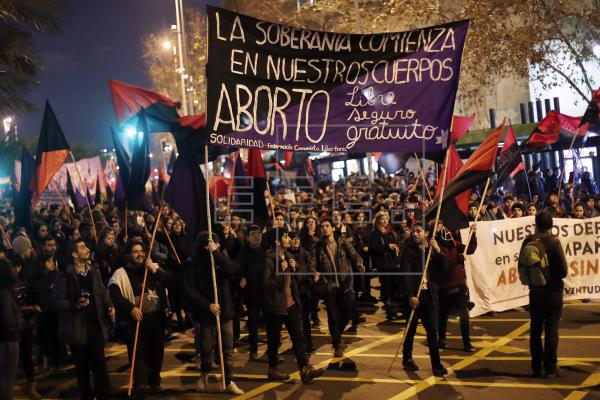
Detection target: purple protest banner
<box><xmin>206</xmin><ymin>6</ymin><xmax>469</xmax><ymax>156</ymax></box>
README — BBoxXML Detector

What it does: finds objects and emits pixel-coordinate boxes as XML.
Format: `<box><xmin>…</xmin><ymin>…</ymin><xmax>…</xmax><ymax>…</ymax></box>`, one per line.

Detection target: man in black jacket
<box><xmin>53</xmin><ymin>239</ymin><xmax>113</xmax><ymax>400</ymax></box>
<box><xmin>0</xmin><ymin>258</ymin><xmax>24</xmax><ymax>400</ymax></box>
<box><xmin>400</xmin><ymin>224</ymin><xmax>448</xmax><ymax>377</ymax></box>
<box><xmin>263</xmin><ymin>227</ymin><xmax>324</xmax><ymax>383</ymax></box>
<box><xmin>108</xmin><ymin>239</ymin><xmax>169</xmax><ymax>400</ymax></box>
<box><xmin>311</xmin><ymin>219</ymin><xmax>365</xmax><ymax>358</ymax></box>
<box><xmin>238</xmin><ymin>225</ymin><xmax>266</xmax><ymax>361</ymax></box>
<box><xmin>520</xmin><ymin>211</ymin><xmax>568</xmax><ymax>378</ymax></box>
<box><xmin>183</xmin><ymin>232</ymin><xmax>244</xmax><ymax>395</ymax></box>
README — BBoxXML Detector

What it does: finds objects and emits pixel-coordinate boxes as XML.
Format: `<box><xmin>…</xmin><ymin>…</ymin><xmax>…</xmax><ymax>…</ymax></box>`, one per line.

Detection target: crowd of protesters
<box><xmin>0</xmin><ymin>163</ymin><xmax>598</xmax><ymax>399</ymax></box>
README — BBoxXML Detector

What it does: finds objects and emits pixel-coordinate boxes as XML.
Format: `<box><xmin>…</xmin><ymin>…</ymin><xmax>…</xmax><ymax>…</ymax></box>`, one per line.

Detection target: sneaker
<box><xmin>249</xmin><ymin>352</ymin><xmax>259</xmax><ymax>362</ymax></box>
<box><xmin>346</xmin><ymin>325</ymin><xmax>358</xmax><ymax>333</ymax></box>
<box><xmin>268</xmin><ymin>368</ymin><xmax>290</xmax><ymax>381</ymax></box>
<box><xmin>226</xmin><ymin>381</ymin><xmax>244</xmax><ymax>395</ymax></box>
<box><xmin>438</xmin><ymin>340</ymin><xmax>447</xmax><ymax>349</ymax></box>
<box><xmin>432</xmin><ymin>365</ymin><xmax>448</xmax><ymax>377</ymax></box>
<box><xmin>402</xmin><ymin>359</ymin><xmax>419</xmax><ymax>372</ymax></box>
<box><xmin>463</xmin><ymin>344</ymin><xmax>475</xmax><ymax>353</ymax></box>
<box><xmin>300</xmin><ymin>365</ymin><xmax>325</xmax><ymax>384</ymax></box>
<box><xmin>196</xmin><ymin>374</ymin><xmax>209</xmax><ymax>392</ymax></box>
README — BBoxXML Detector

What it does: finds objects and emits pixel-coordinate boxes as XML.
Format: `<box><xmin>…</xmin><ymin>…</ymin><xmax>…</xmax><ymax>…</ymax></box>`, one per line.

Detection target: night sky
<box><xmin>17</xmin><ymin>0</ymin><xmax>214</xmax><ymax>149</ymax></box>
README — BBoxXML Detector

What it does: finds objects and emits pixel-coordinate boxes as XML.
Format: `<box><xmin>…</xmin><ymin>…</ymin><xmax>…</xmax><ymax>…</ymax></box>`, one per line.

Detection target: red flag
<box><xmin>283</xmin><ymin>151</ymin><xmax>294</xmax><ymax>169</ymax></box>
<box><xmin>451</xmin><ymin>114</ymin><xmax>476</xmax><ymax>143</ymax></box>
<box><xmin>247</xmin><ymin>149</ymin><xmax>266</xmax><ymax>178</ymax></box>
<box><xmin>580</xmin><ymin>88</ymin><xmax>600</xmax><ymax>127</ymax></box>
<box><xmin>109</xmin><ymin>79</ymin><xmax>178</xmax><ymax>126</ymax></box>
<box><xmin>426</xmin><ymin>121</ymin><xmax>505</xmax><ymax>232</ymax></box>
<box><xmin>31</xmin><ymin>101</ymin><xmax>70</xmax><ymax>205</ymax></box>
<box><xmin>434</xmin><ymin>145</ymin><xmax>462</xmax><ymax>199</ymax></box>
<box><xmin>526</xmin><ymin>111</ymin><xmax>588</xmax><ymax>149</ymax></box>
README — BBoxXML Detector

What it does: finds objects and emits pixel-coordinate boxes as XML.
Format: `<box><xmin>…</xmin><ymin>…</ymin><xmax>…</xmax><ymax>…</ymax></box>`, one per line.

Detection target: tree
<box><xmin>0</xmin><ymin>0</ymin><xmax>65</xmax><ymax>112</ymax></box>
<box><xmin>142</xmin><ymin>7</ymin><xmax>207</xmax><ymax>115</ymax></box>
<box><xmin>222</xmin><ymin>0</ymin><xmax>600</xmax><ymax>110</ymax></box>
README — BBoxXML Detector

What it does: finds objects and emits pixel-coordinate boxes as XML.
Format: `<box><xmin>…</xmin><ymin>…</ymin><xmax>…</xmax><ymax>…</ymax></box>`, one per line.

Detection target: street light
<box><xmin>162</xmin><ymin>39</ymin><xmax>172</xmax><ymax>50</ymax></box>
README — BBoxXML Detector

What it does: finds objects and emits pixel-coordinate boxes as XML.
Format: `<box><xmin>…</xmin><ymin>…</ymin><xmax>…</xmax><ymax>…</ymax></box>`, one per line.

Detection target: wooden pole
<box><xmin>124</xmin><ymin>202</ymin><xmax>128</xmax><ymax>240</ymax></box>
<box><xmin>413</xmin><ymin>153</ymin><xmax>433</xmax><ymax>201</ymax></box>
<box><xmin>266</xmin><ymin>180</ymin><xmax>277</xmax><ymax>226</ymax></box>
<box><xmin>204</xmin><ymin>145</ymin><xmax>227</xmax><ymax>391</ymax></box>
<box><xmin>52</xmin><ymin>186</ymin><xmax>73</xmax><ymax>225</ymax></box>
<box><xmin>556</xmin><ymin>131</ymin><xmax>579</xmax><ymax>206</ymax></box>
<box><xmin>161</xmin><ymin>223</ymin><xmax>181</xmax><ymax>265</ymax></box>
<box><xmin>461</xmin><ymin>176</ymin><xmax>491</xmax><ymax>258</ymax></box>
<box><xmin>69</xmin><ymin>152</ymin><xmax>98</xmax><ymax>242</ymax></box>
<box><xmin>388</xmin><ymin>148</ymin><xmax>451</xmax><ymax>373</ymax></box>
<box><xmin>127</xmin><ymin>202</ymin><xmax>164</xmax><ymax>396</ymax></box>
<box><xmin>226</xmin><ymin>152</ymin><xmax>238</xmax><ymax>215</ymax></box>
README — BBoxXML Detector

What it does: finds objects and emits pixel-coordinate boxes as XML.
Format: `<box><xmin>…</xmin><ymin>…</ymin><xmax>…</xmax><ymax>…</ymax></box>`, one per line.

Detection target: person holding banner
<box><xmin>435</xmin><ymin>221</ymin><xmax>477</xmax><ymax>353</ymax></box>
<box><xmin>399</xmin><ymin>224</ymin><xmax>448</xmax><ymax>376</ymax></box>
<box><xmin>108</xmin><ymin>240</ymin><xmax>169</xmax><ymax>399</ymax></box>
<box><xmin>519</xmin><ymin>211</ymin><xmax>568</xmax><ymax>378</ymax></box>
<box><xmin>182</xmin><ymin>232</ymin><xmax>244</xmax><ymax>395</ymax></box>
<box><xmin>262</xmin><ymin>227</ymin><xmax>325</xmax><ymax>383</ymax></box>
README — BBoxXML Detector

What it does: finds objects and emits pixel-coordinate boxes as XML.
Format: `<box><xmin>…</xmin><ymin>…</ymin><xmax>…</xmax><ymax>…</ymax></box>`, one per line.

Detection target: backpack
<box><xmin>518</xmin><ymin>238</ymin><xmax>550</xmax><ymax>287</ymax></box>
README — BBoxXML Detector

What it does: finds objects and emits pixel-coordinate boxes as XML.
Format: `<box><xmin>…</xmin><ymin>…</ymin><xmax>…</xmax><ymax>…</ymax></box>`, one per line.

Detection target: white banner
<box><xmin>39</xmin><ymin>156</ymin><xmax>105</xmax><ymax>205</ymax></box>
<box><xmin>461</xmin><ymin>216</ymin><xmax>600</xmax><ymax>317</ymax></box>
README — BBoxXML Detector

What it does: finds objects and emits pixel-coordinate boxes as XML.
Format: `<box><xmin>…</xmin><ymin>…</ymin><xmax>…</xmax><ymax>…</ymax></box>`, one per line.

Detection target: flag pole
<box><xmin>69</xmin><ymin>152</ymin><xmax>98</xmax><ymax>242</ymax></box>
<box><xmin>556</xmin><ymin>131</ymin><xmax>579</xmax><ymax>207</ymax></box>
<box><xmin>461</xmin><ymin>176</ymin><xmax>491</xmax><ymax>257</ymax></box>
<box><xmin>52</xmin><ymin>186</ymin><xmax>73</xmax><ymax>225</ymax></box>
<box><xmin>388</xmin><ymin>147</ymin><xmax>451</xmax><ymax>373</ymax></box>
<box><xmin>0</xmin><ymin>223</ymin><xmax>12</xmax><ymax>249</ymax></box>
<box><xmin>127</xmin><ymin>200</ymin><xmax>164</xmax><ymax>396</ymax></box>
<box><xmin>161</xmin><ymin>223</ymin><xmax>182</xmax><ymax>265</ymax></box>
<box><xmin>266</xmin><ymin>180</ymin><xmax>277</xmax><ymax>226</ymax></box>
<box><xmin>413</xmin><ymin>153</ymin><xmax>433</xmax><ymax>201</ymax></box>
<box><xmin>226</xmin><ymin>152</ymin><xmax>238</xmax><ymax>215</ymax></box>
<box><xmin>124</xmin><ymin>202</ymin><xmax>128</xmax><ymax>240</ymax></box>
<box><xmin>204</xmin><ymin>145</ymin><xmax>227</xmax><ymax>391</ymax></box>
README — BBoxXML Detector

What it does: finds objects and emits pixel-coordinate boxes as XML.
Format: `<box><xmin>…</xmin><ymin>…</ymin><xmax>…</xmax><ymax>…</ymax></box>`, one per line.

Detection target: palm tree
<box><xmin>0</xmin><ymin>0</ymin><xmax>64</xmax><ymax>112</ymax></box>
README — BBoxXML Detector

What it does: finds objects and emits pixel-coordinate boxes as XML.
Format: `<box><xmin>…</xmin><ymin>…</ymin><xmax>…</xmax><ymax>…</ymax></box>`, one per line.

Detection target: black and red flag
<box><xmin>580</xmin><ymin>88</ymin><xmax>600</xmax><ymax>127</ymax></box>
<box><xmin>495</xmin><ymin>122</ymin><xmax>525</xmax><ymax>185</ymax></box>
<box><xmin>451</xmin><ymin>114</ymin><xmax>476</xmax><ymax>143</ymax></box>
<box><xmin>524</xmin><ymin>111</ymin><xmax>588</xmax><ymax>150</ymax></box>
<box><xmin>426</xmin><ymin>122</ymin><xmax>504</xmax><ymax>232</ymax></box>
<box><xmin>30</xmin><ymin>101</ymin><xmax>70</xmax><ymax>204</ymax></box>
<box><xmin>434</xmin><ymin>145</ymin><xmax>463</xmax><ymax>199</ymax></box>
<box><xmin>247</xmin><ymin>149</ymin><xmax>270</xmax><ymax>226</ymax></box>
<box><xmin>14</xmin><ymin>147</ymin><xmax>36</xmax><ymax>232</ymax></box>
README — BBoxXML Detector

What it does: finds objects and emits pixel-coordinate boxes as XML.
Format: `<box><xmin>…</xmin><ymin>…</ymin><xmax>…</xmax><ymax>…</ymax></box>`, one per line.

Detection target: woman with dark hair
<box><xmin>299</xmin><ymin>216</ymin><xmax>319</xmax><ymax>252</ymax></box>
<box><xmin>93</xmin><ymin>229</ymin><xmax>120</xmax><ymax>285</ymax></box>
<box><xmin>368</xmin><ymin>211</ymin><xmax>402</xmax><ymax>320</ymax></box>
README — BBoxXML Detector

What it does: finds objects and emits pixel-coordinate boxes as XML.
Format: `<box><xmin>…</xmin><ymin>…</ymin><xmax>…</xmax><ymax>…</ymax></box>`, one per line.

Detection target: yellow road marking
<box><xmin>232</xmin><ymin>328</ymin><xmax>408</xmax><ymax>399</ymax></box>
<box><xmin>386</xmin><ymin>321</ymin><xmax>531</xmax><ymax>400</ymax></box>
<box><xmin>564</xmin><ymin>367</ymin><xmax>600</xmax><ymax>400</ymax></box>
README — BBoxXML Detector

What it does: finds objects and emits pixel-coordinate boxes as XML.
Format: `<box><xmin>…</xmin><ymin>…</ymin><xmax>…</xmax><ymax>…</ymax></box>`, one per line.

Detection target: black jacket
<box><xmin>368</xmin><ymin>229</ymin><xmax>400</xmax><ymax>272</ymax></box>
<box><xmin>52</xmin><ymin>263</ymin><xmax>112</xmax><ymax>346</ymax></box>
<box><xmin>27</xmin><ymin>268</ymin><xmax>58</xmax><ymax>313</ymax></box>
<box><xmin>310</xmin><ymin>237</ymin><xmax>363</xmax><ymax>290</ymax></box>
<box><xmin>288</xmin><ymin>246</ymin><xmax>313</xmax><ymax>296</ymax></box>
<box><xmin>108</xmin><ymin>264</ymin><xmax>169</xmax><ymax>334</ymax></box>
<box><xmin>400</xmin><ymin>239</ymin><xmax>448</xmax><ymax>298</ymax></box>
<box><xmin>0</xmin><ymin>262</ymin><xmax>24</xmax><ymax>341</ymax></box>
<box><xmin>183</xmin><ymin>250</ymin><xmax>239</xmax><ymax>321</ymax></box>
<box><xmin>521</xmin><ymin>231</ymin><xmax>568</xmax><ymax>292</ymax></box>
<box><xmin>262</xmin><ymin>250</ymin><xmax>302</xmax><ymax>316</ymax></box>
<box><xmin>238</xmin><ymin>244</ymin><xmax>265</xmax><ymax>306</ymax></box>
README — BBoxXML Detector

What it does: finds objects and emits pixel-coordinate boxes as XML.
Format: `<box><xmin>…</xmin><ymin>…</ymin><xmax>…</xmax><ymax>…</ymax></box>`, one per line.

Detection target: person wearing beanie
<box><xmin>511</xmin><ymin>203</ymin><xmax>525</xmax><ymax>218</ymax></box>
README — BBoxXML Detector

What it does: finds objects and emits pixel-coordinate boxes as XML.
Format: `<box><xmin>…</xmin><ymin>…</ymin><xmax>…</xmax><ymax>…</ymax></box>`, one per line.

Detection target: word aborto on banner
<box><xmin>206</xmin><ymin>6</ymin><xmax>469</xmax><ymax>155</ymax></box>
